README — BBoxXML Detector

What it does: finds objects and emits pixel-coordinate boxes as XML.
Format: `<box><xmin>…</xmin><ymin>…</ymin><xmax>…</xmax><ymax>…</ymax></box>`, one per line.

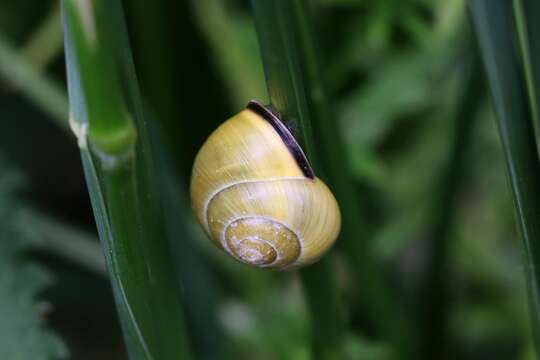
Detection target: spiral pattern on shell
<box><xmin>190</xmin><ymin>101</ymin><xmax>341</xmax><ymax>270</ymax></box>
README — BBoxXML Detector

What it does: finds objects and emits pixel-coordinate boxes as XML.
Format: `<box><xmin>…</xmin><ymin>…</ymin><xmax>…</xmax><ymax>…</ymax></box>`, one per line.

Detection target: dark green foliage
<box><xmin>0</xmin><ymin>0</ymin><xmax>539</xmax><ymax>359</ymax></box>
<box><xmin>0</xmin><ymin>163</ymin><xmax>67</xmax><ymax>360</ymax></box>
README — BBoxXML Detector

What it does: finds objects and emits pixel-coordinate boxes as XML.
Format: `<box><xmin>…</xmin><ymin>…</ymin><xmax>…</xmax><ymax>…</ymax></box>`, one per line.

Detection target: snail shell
<box><xmin>190</xmin><ymin>101</ymin><xmax>341</xmax><ymax>270</ymax></box>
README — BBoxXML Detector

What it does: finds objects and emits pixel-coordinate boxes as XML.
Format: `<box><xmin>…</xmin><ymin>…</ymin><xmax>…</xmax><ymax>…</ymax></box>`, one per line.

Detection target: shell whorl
<box><xmin>224</xmin><ymin>217</ymin><xmax>300</xmax><ymax>267</ymax></box>
<box><xmin>190</xmin><ymin>101</ymin><xmax>341</xmax><ymax>270</ymax></box>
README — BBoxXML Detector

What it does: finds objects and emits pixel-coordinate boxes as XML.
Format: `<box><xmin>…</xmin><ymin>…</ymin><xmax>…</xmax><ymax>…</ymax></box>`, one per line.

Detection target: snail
<box><xmin>190</xmin><ymin>100</ymin><xmax>341</xmax><ymax>270</ymax></box>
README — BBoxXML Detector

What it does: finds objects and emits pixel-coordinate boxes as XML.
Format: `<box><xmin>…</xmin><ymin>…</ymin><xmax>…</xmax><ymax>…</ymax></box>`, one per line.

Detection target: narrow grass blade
<box><xmin>21</xmin><ymin>208</ymin><xmax>106</xmax><ymax>275</ymax></box>
<box><xmin>62</xmin><ymin>1</ymin><xmax>193</xmax><ymax>359</ymax></box>
<box><xmin>122</xmin><ymin>0</ymin><xmax>177</xmax><ymax>154</ymax></box>
<box><xmin>0</xmin><ymin>32</ymin><xmax>68</xmax><ymax>130</ymax></box>
<box><xmin>251</xmin><ymin>0</ymin><xmax>411</xmax><ymax>357</ymax></box>
<box><xmin>122</xmin><ymin>3</ymin><xmax>228</xmax><ymax>356</ymax></box>
<box><xmin>419</xmin><ymin>47</ymin><xmax>484</xmax><ymax>359</ymax></box>
<box><xmin>191</xmin><ymin>0</ymin><xmax>267</xmax><ymax>108</ymax></box>
<box><xmin>469</xmin><ymin>0</ymin><xmax>540</xmax><ymax>353</ymax></box>
<box><xmin>148</xmin><ymin>120</ymin><xmax>228</xmax><ymax>360</ymax></box>
<box><xmin>20</xmin><ymin>2</ymin><xmax>63</xmax><ymax>71</ymax></box>
<box><xmin>513</xmin><ymin>0</ymin><xmax>540</xmax><ymax>159</ymax></box>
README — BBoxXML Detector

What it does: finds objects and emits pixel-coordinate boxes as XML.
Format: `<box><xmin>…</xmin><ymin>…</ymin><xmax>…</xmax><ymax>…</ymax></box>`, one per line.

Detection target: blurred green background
<box><xmin>0</xmin><ymin>0</ymin><xmax>534</xmax><ymax>359</ymax></box>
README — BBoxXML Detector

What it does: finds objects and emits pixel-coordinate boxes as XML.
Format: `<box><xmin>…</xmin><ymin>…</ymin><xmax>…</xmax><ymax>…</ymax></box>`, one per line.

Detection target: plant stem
<box><xmin>252</xmin><ymin>0</ymin><xmax>412</xmax><ymax>357</ymax></box>
<box><xmin>513</xmin><ymin>0</ymin><xmax>540</xmax><ymax>160</ymax></box>
<box><xmin>191</xmin><ymin>0</ymin><xmax>267</xmax><ymax>108</ymax></box>
<box><xmin>123</xmin><ymin>0</ymin><xmax>177</xmax><ymax>154</ymax></box>
<box><xmin>63</xmin><ymin>0</ymin><xmax>194</xmax><ymax>358</ymax></box>
<box><xmin>149</xmin><ymin>121</ymin><xmax>229</xmax><ymax>360</ymax></box>
<box><xmin>469</xmin><ymin>0</ymin><xmax>540</xmax><ymax>354</ymax></box>
<box><xmin>419</xmin><ymin>47</ymin><xmax>484</xmax><ymax>360</ymax></box>
<box><xmin>0</xmin><ymin>32</ymin><xmax>68</xmax><ymax>130</ymax></box>
<box><xmin>21</xmin><ymin>2</ymin><xmax>64</xmax><ymax>71</ymax></box>
<box><xmin>64</xmin><ymin>0</ymin><xmax>135</xmax><ymax>155</ymax></box>
<box><xmin>251</xmin><ymin>1</ymin><xmax>344</xmax><ymax>358</ymax></box>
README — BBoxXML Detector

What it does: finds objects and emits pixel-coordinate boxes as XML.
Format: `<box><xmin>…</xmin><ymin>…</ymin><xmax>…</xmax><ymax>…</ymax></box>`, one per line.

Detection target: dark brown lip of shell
<box><xmin>246</xmin><ymin>100</ymin><xmax>315</xmax><ymax>179</ymax></box>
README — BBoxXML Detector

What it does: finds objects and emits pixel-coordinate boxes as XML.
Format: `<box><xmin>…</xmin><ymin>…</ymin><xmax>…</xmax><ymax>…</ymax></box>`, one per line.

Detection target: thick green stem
<box><xmin>64</xmin><ymin>0</ymin><xmax>135</xmax><ymax>155</ymax></box>
<box><xmin>63</xmin><ymin>0</ymin><xmax>194</xmax><ymax>358</ymax></box>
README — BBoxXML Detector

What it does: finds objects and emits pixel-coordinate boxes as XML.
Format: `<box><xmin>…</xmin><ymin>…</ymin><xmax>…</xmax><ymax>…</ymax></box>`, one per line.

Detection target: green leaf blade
<box><xmin>469</xmin><ymin>0</ymin><xmax>540</xmax><ymax>353</ymax></box>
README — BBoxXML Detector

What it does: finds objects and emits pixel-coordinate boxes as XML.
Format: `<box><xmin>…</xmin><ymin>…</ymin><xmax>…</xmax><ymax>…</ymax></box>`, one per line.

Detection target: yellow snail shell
<box><xmin>190</xmin><ymin>100</ymin><xmax>341</xmax><ymax>270</ymax></box>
